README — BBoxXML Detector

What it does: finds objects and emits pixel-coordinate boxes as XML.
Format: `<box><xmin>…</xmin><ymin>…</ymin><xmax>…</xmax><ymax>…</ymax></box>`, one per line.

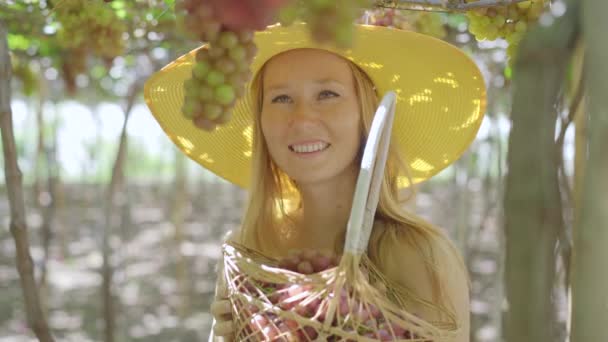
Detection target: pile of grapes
<box><xmin>231</xmin><ymin>249</ymin><xmax>427</xmax><ymax>341</ymax></box>
<box><xmin>466</xmin><ymin>0</ymin><xmax>549</xmax><ymax>62</ymax></box>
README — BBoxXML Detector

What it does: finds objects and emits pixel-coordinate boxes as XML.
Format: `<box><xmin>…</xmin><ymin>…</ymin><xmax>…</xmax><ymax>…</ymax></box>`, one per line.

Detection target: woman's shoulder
<box><xmin>221</xmin><ymin>228</ymin><xmax>243</xmax><ymax>244</ymax></box>
<box><xmin>377</xmin><ymin>219</ymin><xmax>470</xmax><ymax>336</ymax></box>
<box><xmin>376</xmin><ymin>217</ymin><xmax>462</xmax><ymax>263</ymax></box>
<box><xmin>382</xmin><ymin>219</ymin><xmax>467</xmax><ymax>282</ymax></box>
<box><xmin>370</xmin><ymin>218</ymin><xmax>467</xmax><ymax>291</ymax></box>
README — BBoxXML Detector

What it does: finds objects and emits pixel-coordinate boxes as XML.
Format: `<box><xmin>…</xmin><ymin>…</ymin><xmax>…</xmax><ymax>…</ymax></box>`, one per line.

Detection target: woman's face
<box><xmin>260</xmin><ymin>49</ymin><xmax>362</xmax><ymax>187</ymax></box>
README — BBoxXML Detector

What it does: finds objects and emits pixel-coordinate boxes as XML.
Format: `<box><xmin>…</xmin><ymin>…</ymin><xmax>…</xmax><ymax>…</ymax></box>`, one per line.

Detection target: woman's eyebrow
<box><xmin>265</xmin><ymin>78</ymin><xmax>346</xmax><ymax>93</ymax></box>
<box><xmin>265</xmin><ymin>83</ymin><xmax>288</xmax><ymax>92</ymax></box>
<box><xmin>315</xmin><ymin>78</ymin><xmax>347</xmax><ymax>90</ymax></box>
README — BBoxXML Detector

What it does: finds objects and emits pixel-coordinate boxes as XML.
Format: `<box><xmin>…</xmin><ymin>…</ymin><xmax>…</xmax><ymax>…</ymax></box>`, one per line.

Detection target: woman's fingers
<box><xmin>217</xmin><ymin>278</ymin><xmax>229</xmax><ymax>297</ymax></box>
<box><xmin>210</xmin><ymin>300</ymin><xmax>232</xmax><ymax>317</ymax></box>
<box><xmin>213</xmin><ymin>319</ymin><xmax>235</xmax><ymax>337</ymax></box>
<box><xmin>210</xmin><ymin>300</ymin><xmax>232</xmax><ymax>320</ymax></box>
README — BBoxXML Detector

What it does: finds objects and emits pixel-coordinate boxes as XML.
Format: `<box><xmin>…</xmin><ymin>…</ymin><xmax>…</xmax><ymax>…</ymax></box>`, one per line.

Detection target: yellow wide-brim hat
<box><xmin>144</xmin><ymin>23</ymin><xmax>487</xmax><ymax>189</ymax></box>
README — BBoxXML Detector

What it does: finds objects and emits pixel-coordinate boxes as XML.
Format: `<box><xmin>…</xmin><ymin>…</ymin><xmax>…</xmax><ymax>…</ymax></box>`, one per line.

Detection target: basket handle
<box><xmin>344</xmin><ymin>91</ymin><xmax>397</xmax><ymax>255</ymax></box>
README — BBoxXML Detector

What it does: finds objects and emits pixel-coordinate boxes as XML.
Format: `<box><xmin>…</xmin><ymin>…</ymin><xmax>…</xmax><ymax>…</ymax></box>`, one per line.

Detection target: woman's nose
<box><xmin>289</xmin><ymin>101</ymin><xmax>318</xmax><ymax>125</ymax></box>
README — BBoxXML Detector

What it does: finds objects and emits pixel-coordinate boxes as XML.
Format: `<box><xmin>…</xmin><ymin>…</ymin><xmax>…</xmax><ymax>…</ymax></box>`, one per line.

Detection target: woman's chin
<box><xmin>287</xmin><ymin>173</ymin><xmax>330</xmax><ymax>187</ymax></box>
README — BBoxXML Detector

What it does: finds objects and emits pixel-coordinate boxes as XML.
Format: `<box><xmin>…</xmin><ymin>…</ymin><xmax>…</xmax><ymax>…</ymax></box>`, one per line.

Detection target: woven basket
<box><xmin>222</xmin><ymin>92</ymin><xmax>459</xmax><ymax>341</ymax></box>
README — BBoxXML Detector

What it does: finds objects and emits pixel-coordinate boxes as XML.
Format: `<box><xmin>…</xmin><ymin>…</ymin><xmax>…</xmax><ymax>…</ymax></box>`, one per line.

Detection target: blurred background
<box><xmin>1</xmin><ymin>1</ymin><xmax>595</xmax><ymax>341</ymax></box>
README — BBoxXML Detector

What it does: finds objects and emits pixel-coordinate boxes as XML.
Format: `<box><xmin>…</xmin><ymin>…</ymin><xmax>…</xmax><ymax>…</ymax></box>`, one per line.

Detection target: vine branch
<box><xmin>373</xmin><ymin>0</ymin><xmax>531</xmax><ymax>11</ymax></box>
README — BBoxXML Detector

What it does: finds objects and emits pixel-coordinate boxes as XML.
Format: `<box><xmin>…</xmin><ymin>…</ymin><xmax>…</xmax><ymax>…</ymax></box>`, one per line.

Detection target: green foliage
<box><xmin>1</xmin><ymin>0</ymin><xmax>190</xmax><ymax>99</ymax></box>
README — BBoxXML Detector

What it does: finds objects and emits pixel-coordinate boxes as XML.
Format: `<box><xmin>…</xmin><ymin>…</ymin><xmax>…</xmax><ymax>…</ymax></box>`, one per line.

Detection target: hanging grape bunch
<box><xmin>229</xmin><ymin>248</ymin><xmax>428</xmax><ymax>341</ymax></box>
<box><xmin>414</xmin><ymin>12</ymin><xmax>447</xmax><ymax>39</ymax></box>
<box><xmin>54</xmin><ymin>0</ymin><xmax>126</xmax><ymax>58</ymax></box>
<box><xmin>10</xmin><ymin>54</ymin><xmax>39</xmax><ymax>97</ymax></box>
<box><xmin>278</xmin><ymin>0</ymin><xmax>372</xmax><ymax>48</ymax></box>
<box><xmin>466</xmin><ymin>0</ymin><xmax>549</xmax><ymax>63</ymax></box>
<box><xmin>177</xmin><ymin>0</ymin><xmax>261</xmax><ymax>131</ymax></box>
<box><xmin>60</xmin><ymin>48</ymin><xmax>88</xmax><ymax>95</ymax></box>
<box><xmin>53</xmin><ymin>0</ymin><xmax>126</xmax><ymax>94</ymax></box>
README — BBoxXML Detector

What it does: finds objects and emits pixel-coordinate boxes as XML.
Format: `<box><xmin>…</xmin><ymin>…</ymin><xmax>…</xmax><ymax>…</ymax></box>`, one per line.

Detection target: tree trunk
<box><xmin>570</xmin><ymin>2</ymin><xmax>608</xmax><ymax>341</ymax></box>
<box><xmin>454</xmin><ymin>154</ymin><xmax>472</xmax><ymax>256</ymax></box>
<box><xmin>101</xmin><ymin>81</ymin><xmax>140</xmax><ymax>342</ymax></box>
<box><xmin>0</xmin><ymin>20</ymin><xmax>55</xmax><ymax>342</ymax></box>
<box><xmin>34</xmin><ymin>77</ymin><xmax>48</xmax><ymax>304</ymax></box>
<box><xmin>38</xmin><ymin>84</ymin><xmax>59</xmax><ymax>316</ymax></box>
<box><xmin>503</xmin><ymin>1</ymin><xmax>579</xmax><ymax>341</ymax></box>
<box><xmin>573</xmin><ymin>72</ymin><xmax>586</xmax><ymax>230</ymax></box>
<box><xmin>33</xmin><ymin>90</ymin><xmax>45</xmax><ymax>211</ymax></box>
<box><xmin>172</xmin><ymin>150</ymin><xmax>192</xmax><ymax>319</ymax></box>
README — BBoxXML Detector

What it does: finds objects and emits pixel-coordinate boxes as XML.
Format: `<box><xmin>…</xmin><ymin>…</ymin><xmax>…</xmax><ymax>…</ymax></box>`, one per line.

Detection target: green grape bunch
<box><xmin>53</xmin><ymin>0</ymin><xmax>125</xmax><ymax>95</ymax></box>
<box><xmin>177</xmin><ymin>0</ymin><xmax>258</xmax><ymax>131</ymax></box>
<box><xmin>414</xmin><ymin>12</ymin><xmax>447</xmax><ymax>39</ymax></box>
<box><xmin>278</xmin><ymin>0</ymin><xmax>372</xmax><ymax>49</ymax></box>
<box><xmin>54</xmin><ymin>0</ymin><xmax>126</xmax><ymax>59</ymax></box>
<box><xmin>466</xmin><ymin>0</ymin><xmax>549</xmax><ymax>63</ymax></box>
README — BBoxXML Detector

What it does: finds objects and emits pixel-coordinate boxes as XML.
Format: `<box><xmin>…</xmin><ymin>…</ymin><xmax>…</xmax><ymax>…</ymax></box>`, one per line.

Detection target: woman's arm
<box><xmin>435</xmin><ymin>246</ymin><xmax>471</xmax><ymax>342</ymax></box>
<box><xmin>209</xmin><ymin>230</ymin><xmax>237</xmax><ymax>342</ymax></box>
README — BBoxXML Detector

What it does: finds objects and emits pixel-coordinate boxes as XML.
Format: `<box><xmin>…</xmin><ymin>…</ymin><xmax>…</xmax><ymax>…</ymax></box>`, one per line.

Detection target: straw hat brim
<box><xmin>144</xmin><ymin>23</ymin><xmax>487</xmax><ymax>189</ymax></box>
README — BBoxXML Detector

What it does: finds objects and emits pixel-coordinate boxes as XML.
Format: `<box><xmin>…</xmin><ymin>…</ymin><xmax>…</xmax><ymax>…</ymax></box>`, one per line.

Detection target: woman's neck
<box><xmin>285</xmin><ymin>165</ymin><xmax>359</xmax><ymax>252</ymax></box>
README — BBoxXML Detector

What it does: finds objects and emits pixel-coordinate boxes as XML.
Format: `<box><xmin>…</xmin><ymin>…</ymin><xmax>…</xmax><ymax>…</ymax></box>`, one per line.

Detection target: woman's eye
<box><xmin>319</xmin><ymin>90</ymin><xmax>339</xmax><ymax>99</ymax></box>
<box><xmin>271</xmin><ymin>95</ymin><xmax>291</xmax><ymax>103</ymax></box>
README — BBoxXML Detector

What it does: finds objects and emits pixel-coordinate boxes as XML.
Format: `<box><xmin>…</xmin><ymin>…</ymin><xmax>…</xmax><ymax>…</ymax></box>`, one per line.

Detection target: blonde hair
<box><xmin>237</xmin><ymin>50</ymin><xmax>469</xmax><ymax>319</ymax></box>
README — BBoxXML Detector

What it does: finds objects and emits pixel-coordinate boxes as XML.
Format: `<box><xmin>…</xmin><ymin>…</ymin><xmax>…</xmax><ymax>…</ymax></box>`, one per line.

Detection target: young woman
<box><xmin>145</xmin><ymin>23</ymin><xmax>486</xmax><ymax>342</ymax></box>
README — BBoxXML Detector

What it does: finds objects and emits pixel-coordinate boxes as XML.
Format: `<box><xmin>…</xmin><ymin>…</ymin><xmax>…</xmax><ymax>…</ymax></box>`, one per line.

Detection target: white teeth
<box><xmin>290</xmin><ymin>142</ymin><xmax>329</xmax><ymax>153</ymax></box>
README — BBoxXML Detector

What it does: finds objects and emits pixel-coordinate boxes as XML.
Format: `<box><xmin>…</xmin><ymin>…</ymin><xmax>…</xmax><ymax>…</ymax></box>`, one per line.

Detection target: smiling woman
<box><xmin>144</xmin><ymin>23</ymin><xmax>486</xmax><ymax>342</ymax></box>
<box><xmin>259</xmin><ymin>49</ymin><xmax>362</xmax><ymax>207</ymax></box>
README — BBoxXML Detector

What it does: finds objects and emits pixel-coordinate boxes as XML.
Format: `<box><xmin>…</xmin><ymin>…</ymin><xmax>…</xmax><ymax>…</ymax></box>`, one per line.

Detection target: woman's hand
<box><xmin>210</xmin><ymin>296</ymin><xmax>235</xmax><ymax>341</ymax></box>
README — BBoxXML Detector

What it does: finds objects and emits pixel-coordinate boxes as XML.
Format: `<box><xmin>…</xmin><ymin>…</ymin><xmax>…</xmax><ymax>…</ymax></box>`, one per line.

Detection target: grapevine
<box><xmin>359</xmin><ymin>8</ymin><xmax>414</xmax><ymax>30</ymax></box>
<box><xmin>361</xmin><ymin>8</ymin><xmax>446</xmax><ymax>39</ymax></box>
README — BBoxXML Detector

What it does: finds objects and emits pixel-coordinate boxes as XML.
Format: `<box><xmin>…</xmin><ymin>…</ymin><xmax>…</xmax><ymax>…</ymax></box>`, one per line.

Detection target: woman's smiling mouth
<box><xmin>288</xmin><ymin>141</ymin><xmax>331</xmax><ymax>154</ymax></box>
